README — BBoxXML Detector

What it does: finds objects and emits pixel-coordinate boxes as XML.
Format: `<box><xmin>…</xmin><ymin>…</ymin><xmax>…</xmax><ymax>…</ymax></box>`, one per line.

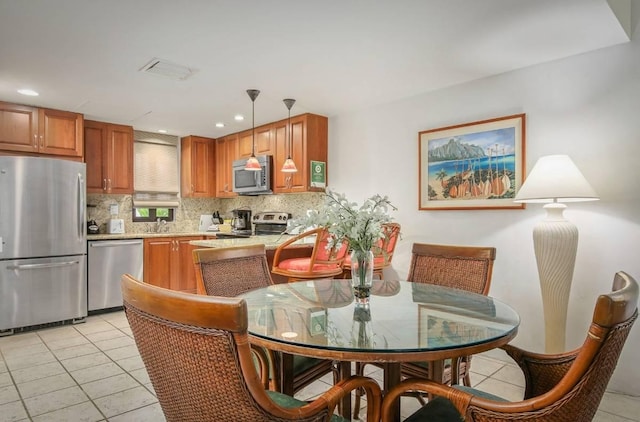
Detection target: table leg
<box><xmin>337</xmin><ymin>361</ymin><xmax>352</xmax><ymax>419</ymax></box>
<box><xmin>450</xmin><ymin>357</ymin><xmax>460</xmax><ymax>385</ymax></box>
<box><xmin>279</xmin><ymin>352</ymin><xmax>295</xmax><ymax>396</ymax></box>
<box><xmin>383</xmin><ymin>362</ymin><xmax>401</xmax><ymax>422</ymax></box>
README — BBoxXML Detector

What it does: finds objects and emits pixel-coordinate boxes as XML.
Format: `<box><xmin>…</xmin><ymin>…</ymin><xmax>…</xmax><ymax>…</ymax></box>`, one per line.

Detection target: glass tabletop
<box><xmin>239</xmin><ymin>279</ymin><xmax>520</xmax><ymax>354</ymax></box>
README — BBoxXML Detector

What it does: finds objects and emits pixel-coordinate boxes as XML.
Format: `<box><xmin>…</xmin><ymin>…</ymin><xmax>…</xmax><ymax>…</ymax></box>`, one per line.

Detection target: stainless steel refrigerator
<box><xmin>0</xmin><ymin>156</ymin><xmax>87</xmax><ymax>333</ymax></box>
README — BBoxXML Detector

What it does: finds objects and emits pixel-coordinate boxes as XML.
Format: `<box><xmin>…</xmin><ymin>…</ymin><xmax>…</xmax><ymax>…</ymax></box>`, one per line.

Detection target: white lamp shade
<box><xmin>514</xmin><ymin>155</ymin><xmax>599</xmax><ymax>203</ymax></box>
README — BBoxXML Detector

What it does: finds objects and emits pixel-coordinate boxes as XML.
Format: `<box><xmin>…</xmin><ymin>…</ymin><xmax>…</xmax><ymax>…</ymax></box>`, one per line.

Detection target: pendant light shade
<box><xmin>281</xmin><ymin>98</ymin><xmax>298</xmax><ymax>173</ymax></box>
<box><xmin>245</xmin><ymin>89</ymin><xmax>261</xmax><ymax>171</ymax></box>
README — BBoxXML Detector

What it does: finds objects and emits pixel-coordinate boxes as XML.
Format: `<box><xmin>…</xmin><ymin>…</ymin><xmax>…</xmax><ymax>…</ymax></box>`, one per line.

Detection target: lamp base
<box><xmin>532</xmin><ymin>203</ymin><xmax>578</xmax><ymax>354</ymax></box>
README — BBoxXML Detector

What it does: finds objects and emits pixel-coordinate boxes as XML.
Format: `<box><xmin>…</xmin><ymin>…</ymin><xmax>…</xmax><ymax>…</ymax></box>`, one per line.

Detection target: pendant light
<box><xmin>244</xmin><ymin>89</ymin><xmax>261</xmax><ymax>171</ymax></box>
<box><xmin>281</xmin><ymin>98</ymin><xmax>298</xmax><ymax>173</ymax></box>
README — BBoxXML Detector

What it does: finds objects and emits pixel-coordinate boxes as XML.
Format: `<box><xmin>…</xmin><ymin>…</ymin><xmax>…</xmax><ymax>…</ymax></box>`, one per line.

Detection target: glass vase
<box><xmin>351</xmin><ymin>249</ymin><xmax>374</xmax><ymax>300</ymax></box>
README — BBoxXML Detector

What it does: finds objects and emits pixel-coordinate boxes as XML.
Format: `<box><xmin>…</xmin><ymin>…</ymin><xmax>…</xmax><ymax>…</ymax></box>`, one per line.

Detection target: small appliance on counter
<box><xmin>199</xmin><ymin>211</ymin><xmax>223</xmax><ymax>232</ymax></box>
<box><xmin>253</xmin><ymin>211</ymin><xmax>291</xmax><ymax>235</ymax></box>
<box><xmin>230</xmin><ymin>208</ymin><xmax>252</xmax><ymax>236</ymax></box>
<box><xmin>87</xmin><ymin>219</ymin><xmax>100</xmax><ymax>234</ymax></box>
<box><xmin>215</xmin><ymin>208</ymin><xmax>253</xmax><ymax>238</ymax></box>
<box><xmin>107</xmin><ymin>218</ymin><xmax>125</xmax><ymax>234</ymax></box>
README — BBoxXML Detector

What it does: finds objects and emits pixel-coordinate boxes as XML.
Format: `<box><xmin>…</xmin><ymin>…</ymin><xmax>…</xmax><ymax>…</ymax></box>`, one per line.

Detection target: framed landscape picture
<box><xmin>419</xmin><ymin>114</ymin><xmax>526</xmax><ymax>210</ymax></box>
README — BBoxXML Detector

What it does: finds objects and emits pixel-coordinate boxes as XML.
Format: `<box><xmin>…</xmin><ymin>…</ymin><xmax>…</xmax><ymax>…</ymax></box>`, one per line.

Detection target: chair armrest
<box><xmin>250</xmin><ymin>344</ymin><xmax>271</xmax><ymax>390</ymax></box>
<box><xmin>301</xmin><ymin>375</ymin><xmax>382</xmax><ymax>422</ymax></box>
<box><xmin>272</xmin><ymin>228</ymin><xmax>320</xmax><ymax>269</ymax></box>
<box><xmin>382</xmin><ymin>378</ymin><xmax>472</xmax><ymax>421</ymax></box>
<box><xmin>501</xmin><ymin>344</ymin><xmax>579</xmax><ymax>398</ymax></box>
<box><xmin>382</xmin><ymin>375</ymin><xmax>583</xmax><ymax>421</ymax></box>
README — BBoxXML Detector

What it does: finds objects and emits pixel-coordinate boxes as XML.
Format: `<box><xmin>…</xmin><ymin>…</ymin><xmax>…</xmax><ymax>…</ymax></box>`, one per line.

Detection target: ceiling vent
<box><xmin>139</xmin><ymin>58</ymin><xmax>195</xmax><ymax>81</ymax></box>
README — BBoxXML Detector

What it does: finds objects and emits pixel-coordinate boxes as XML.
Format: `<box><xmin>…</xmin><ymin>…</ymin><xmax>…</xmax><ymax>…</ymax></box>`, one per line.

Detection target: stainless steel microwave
<box><xmin>232</xmin><ymin>155</ymin><xmax>273</xmax><ymax>195</ymax></box>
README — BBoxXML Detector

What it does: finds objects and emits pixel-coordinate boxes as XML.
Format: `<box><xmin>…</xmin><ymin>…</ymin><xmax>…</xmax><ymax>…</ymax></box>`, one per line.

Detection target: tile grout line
<box><xmin>2</xmin><ymin>315</ymin><xmax>151</xmax><ymax>421</ymax></box>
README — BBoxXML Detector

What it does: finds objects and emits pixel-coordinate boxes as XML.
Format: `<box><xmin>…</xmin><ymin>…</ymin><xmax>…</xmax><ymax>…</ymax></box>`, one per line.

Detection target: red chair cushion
<box><xmin>276</xmin><ymin>258</ymin><xmax>340</xmax><ymax>272</ymax></box>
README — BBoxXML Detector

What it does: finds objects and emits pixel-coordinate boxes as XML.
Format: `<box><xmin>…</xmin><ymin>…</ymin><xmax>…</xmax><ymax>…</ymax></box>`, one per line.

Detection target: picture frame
<box><xmin>419</xmin><ymin>113</ymin><xmax>526</xmax><ymax>210</ymax></box>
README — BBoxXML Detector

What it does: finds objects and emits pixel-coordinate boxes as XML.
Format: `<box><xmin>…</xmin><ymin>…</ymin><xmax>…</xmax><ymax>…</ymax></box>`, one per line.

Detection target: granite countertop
<box><xmin>86</xmin><ymin>232</ymin><xmax>314</xmax><ymax>250</ymax></box>
<box><xmin>190</xmin><ymin>234</ymin><xmax>317</xmax><ymax>250</ymax></box>
<box><xmin>87</xmin><ymin>232</ymin><xmax>219</xmax><ymax>240</ymax></box>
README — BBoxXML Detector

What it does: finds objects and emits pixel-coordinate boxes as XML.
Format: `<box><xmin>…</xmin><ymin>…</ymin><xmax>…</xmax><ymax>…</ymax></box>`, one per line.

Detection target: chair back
<box><xmin>312</xmin><ymin>227</ymin><xmax>350</xmax><ymax>265</ymax></box>
<box><xmin>272</xmin><ymin>227</ymin><xmax>349</xmax><ymax>280</ymax></box>
<box><xmin>407</xmin><ymin>243</ymin><xmax>496</xmax><ymax>295</ymax></box>
<box><xmin>121</xmin><ymin>274</ymin><xmax>332</xmax><ymax>422</ymax></box>
<box><xmin>372</xmin><ymin>222</ymin><xmax>401</xmax><ymax>267</ymax></box>
<box><xmin>193</xmin><ymin>244</ymin><xmax>273</xmax><ymax>296</ymax></box>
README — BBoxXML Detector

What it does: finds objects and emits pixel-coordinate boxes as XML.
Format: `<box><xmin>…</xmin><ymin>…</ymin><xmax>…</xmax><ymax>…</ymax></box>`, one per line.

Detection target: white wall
<box><xmin>327</xmin><ymin>17</ymin><xmax>640</xmax><ymax>394</ymax></box>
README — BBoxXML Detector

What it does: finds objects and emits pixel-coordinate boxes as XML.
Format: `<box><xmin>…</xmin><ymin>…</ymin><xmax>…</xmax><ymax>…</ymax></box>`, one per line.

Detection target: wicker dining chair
<box><xmin>381</xmin><ymin>271</ymin><xmax>639</xmax><ymax>422</ymax></box>
<box><xmin>272</xmin><ymin>227</ymin><xmax>349</xmax><ymax>282</ymax></box>
<box><xmin>192</xmin><ymin>244</ymin><xmax>337</xmax><ymax>395</ymax></box>
<box><xmin>353</xmin><ymin>242</ymin><xmax>496</xmax><ymax>419</ymax></box>
<box><xmin>121</xmin><ymin>274</ymin><xmax>382</xmax><ymax>422</ymax></box>
<box><xmin>403</xmin><ymin>243</ymin><xmax>496</xmax><ymax>385</ymax></box>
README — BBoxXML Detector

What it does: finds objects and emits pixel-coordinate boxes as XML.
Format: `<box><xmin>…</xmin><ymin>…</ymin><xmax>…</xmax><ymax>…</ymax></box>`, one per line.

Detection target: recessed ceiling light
<box><xmin>157</xmin><ymin>129</ymin><xmax>168</xmax><ymax>133</ymax></box>
<box><xmin>234</xmin><ymin>114</ymin><xmax>244</xmax><ymax>121</ymax></box>
<box><xmin>215</xmin><ymin>122</ymin><xmax>225</xmax><ymax>128</ymax></box>
<box><xmin>17</xmin><ymin>89</ymin><xmax>39</xmax><ymax>96</ymax></box>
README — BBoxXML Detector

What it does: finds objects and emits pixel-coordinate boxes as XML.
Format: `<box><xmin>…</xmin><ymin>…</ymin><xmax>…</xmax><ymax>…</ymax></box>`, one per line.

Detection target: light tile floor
<box><xmin>0</xmin><ymin>311</ymin><xmax>638</xmax><ymax>421</ymax></box>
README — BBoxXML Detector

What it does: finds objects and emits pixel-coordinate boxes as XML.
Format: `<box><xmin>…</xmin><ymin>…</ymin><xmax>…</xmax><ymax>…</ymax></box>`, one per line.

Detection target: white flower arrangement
<box><xmin>293</xmin><ymin>190</ymin><xmax>397</xmax><ymax>253</ymax></box>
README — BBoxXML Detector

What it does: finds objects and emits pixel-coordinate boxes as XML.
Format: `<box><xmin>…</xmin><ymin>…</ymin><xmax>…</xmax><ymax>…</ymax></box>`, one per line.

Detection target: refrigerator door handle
<box><xmin>77</xmin><ymin>173</ymin><xmax>85</xmax><ymax>240</ymax></box>
<box><xmin>7</xmin><ymin>261</ymin><xmax>81</xmax><ymax>271</ymax></box>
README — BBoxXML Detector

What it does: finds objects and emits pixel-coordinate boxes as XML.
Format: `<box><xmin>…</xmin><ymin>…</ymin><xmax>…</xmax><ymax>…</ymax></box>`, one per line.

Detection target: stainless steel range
<box><xmin>253</xmin><ymin>212</ymin><xmax>291</xmax><ymax>235</ymax></box>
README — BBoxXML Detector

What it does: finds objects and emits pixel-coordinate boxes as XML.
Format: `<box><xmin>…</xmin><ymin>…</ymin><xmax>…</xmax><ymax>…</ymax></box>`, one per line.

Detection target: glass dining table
<box><xmin>239</xmin><ymin>278</ymin><xmax>520</xmax><ymax>421</ymax></box>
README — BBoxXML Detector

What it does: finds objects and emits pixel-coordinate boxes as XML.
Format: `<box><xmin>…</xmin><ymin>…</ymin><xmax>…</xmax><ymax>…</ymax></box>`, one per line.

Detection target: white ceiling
<box><xmin>0</xmin><ymin>0</ymin><xmax>630</xmax><ymax>138</ymax></box>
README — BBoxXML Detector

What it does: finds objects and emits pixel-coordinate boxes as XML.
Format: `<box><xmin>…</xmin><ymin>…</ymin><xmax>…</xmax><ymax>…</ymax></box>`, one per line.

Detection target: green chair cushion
<box><xmin>293</xmin><ymin>355</ymin><xmax>326</xmax><ymax>373</ymax></box>
<box><xmin>404</xmin><ymin>385</ymin><xmax>507</xmax><ymax>421</ymax></box>
<box><xmin>266</xmin><ymin>390</ymin><xmax>348</xmax><ymax>422</ymax></box>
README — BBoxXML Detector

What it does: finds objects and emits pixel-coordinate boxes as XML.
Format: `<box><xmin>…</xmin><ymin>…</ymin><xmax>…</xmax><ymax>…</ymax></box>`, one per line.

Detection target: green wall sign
<box><xmin>310</xmin><ymin>161</ymin><xmax>326</xmax><ymax>188</ymax></box>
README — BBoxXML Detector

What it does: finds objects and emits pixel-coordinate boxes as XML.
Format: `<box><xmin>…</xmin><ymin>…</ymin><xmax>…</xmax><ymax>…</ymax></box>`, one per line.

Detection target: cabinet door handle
<box><xmin>103</xmin><ymin>179</ymin><xmax>107</xmax><ymax>191</ymax></box>
<box><xmin>108</xmin><ymin>178</ymin><xmax>112</xmax><ymax>190</ymax></box>
<box><xmin>33</xmin><ymin>134</ymin><xmax>38</xmax><ymax>148</ymax></box>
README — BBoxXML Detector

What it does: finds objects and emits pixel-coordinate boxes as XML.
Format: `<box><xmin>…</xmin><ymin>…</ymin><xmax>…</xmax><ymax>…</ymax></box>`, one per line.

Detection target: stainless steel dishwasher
<box><xmin>88</xmin><ymin>239</ymin><xmax>143</xmax><ymax>312</ymax></box>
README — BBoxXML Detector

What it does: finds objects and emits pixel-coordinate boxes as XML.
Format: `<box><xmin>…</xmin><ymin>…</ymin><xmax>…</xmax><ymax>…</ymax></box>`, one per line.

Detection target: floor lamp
<box><xmin>514</xmin><ymin>155</ymin><xmax>599</xmax><ymax>353</ymax></box>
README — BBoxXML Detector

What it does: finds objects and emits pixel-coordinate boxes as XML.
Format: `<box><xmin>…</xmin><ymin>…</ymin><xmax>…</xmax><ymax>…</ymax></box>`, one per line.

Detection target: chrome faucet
<box><xmin>155</xmin><ymin>218</ymin><xmax>167</xmax><ymax>233</ymax></box>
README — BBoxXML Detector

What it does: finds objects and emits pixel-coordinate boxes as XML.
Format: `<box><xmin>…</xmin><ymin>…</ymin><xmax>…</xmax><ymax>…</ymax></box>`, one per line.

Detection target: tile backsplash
<box><xmin>87</xmin><ymin>193</ymin><xmax>325</xmax><ymax>234</ymax></box>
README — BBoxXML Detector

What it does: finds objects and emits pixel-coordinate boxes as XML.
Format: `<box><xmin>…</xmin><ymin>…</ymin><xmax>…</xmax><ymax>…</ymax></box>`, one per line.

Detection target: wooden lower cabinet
<box><xmin>143</xmin><ymin>236</ymin><xmax>203</xmax><ymax>293</ymax></box>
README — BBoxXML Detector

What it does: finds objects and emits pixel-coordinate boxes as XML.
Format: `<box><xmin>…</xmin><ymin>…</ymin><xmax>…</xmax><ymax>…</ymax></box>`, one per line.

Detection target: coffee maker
<box><xmin>231</xmin><ymin>208</ymin><xmax>252</xmax><ymax>236</ymax></box>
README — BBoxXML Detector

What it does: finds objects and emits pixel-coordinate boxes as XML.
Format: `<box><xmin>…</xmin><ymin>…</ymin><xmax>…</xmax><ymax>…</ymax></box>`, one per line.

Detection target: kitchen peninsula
<box><xmin>88</xmin><ymin>232</ymin><xmax>316</xmax><ymax>292</ymax></box>
<box><xmin>189</xmin><ymin>234</ymin><xmax>316</xmax><ymax>249</ymax></box>
<box><xmin>191</xmin><ymin>234</ymin><xmax>316</xmax><ymax>285</ymax></box>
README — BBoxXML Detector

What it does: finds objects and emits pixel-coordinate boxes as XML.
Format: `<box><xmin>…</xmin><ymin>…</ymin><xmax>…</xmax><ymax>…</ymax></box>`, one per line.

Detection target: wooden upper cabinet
<box><xmin>238</xmin><ymin>125</ymin><xmax>274</xmax><ymax>159</ymax></box>
<box><xmin>273</xmin><ymin>119</ymin><xmax>289</xmax><ymax>191</ymax></box>
<box><xmin>255</xmin><ymin>125</ymin><xmax>274</xmax><ymax>156</ymax></box>
<box><xmin>0</xmin><ymin>102</ymin><xmax>38</xmax><ymax>152</ymax></box>
<box><xmin>39</xmin><ymin>108</ymin><xmax>84</xmax><ymax>157</ymax></box>
<box><xmin>216</xmin><ymin>134</ymin><xmax>238</xmax><ymax>198</ymax></box>
<box><xmin>237</xmin><ymin>130</ymin><xmax>253</xmax><ymax>159</ymax></box>
<box><xmin>273</xmin><ymin>113</ymin><xmax>328</xmax><ymax>193</ymax></box>
<box><xmin>84</xmin><ymin>120</ymin><xmax>134</xmax><ymax>194</ymax></box>
<box><xmin>0</xmin><ymin>101</ymin><xmax>83</xmax><ymax>158</ymax></box>
<box><xmin>181</xmin><ymin>135</ymin><xmax>216</xmax><ymax>198</ymax></box>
